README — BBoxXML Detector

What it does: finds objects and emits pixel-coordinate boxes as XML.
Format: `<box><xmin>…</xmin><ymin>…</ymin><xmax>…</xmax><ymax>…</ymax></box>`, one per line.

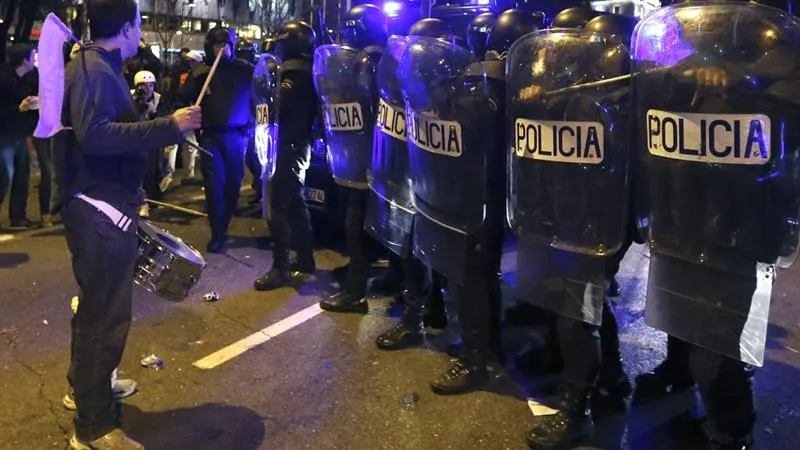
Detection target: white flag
<box><xmin>33</xmin><ymin>13</ymin><xmax>73</xmax><ymax>139</ymax></box>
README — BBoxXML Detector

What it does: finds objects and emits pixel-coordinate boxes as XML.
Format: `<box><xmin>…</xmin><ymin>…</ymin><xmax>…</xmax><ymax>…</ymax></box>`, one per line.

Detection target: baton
<box><xmin>182</xmin><ymin>136</ymin><xmax>212</xmax><ymax>157</ymax></box>
<box><xmin>195</xmin><ymin>48</ymin><xmax>225</xmax><ymax>106</ymax></box>
<box><xmin>145</xmin><ymin>199</ymin><xmax>207</xmax><ymax>217</ymax></box>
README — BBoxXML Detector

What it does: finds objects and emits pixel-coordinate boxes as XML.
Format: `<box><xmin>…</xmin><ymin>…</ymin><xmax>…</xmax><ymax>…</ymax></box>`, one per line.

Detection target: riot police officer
<box><xmin>181</xmin><ymin>26</ymin><xmax>255</xmax><ymax>253</ymax></box>
<box><xmin>254</xmin><ymin>21</ymin><xmax>320</xmax><ymax>290</ymax></box>
<box><xmin>316</xmin><ymin>4</ymin><xmax>388</xmax><ymax>313</ymax></box>
<box><xmin>397</xmin><ymin>9</ymin><xmax>533</xmax><ymax>394</ymax></box>
<box><xmin>508</xmin><ymin>11</ymin><xmax>635</xmax><ymax>448</ymax></box>
<box><xmin>467</xmin><ymin>13</ymin><xmax>496</xmax><ymax>60</ymax></box>
<box><xmin>631</xmin><ymin>2</ymin><xmax>799</xmax><ymax>448</ymax></box>
<box><xmin>372</xmin><ymin>18</ymin><xmax>459</xmax><ymax>351</ymax></box>
<box><xmin>550</xmin><ymin>5</ymin><xmax>601</xmax><ymax>28</ymax></box>
<box><xmin>236</xmin><ymin>38</ymin><xmax>264</xmax><ymax>206</ymax></box>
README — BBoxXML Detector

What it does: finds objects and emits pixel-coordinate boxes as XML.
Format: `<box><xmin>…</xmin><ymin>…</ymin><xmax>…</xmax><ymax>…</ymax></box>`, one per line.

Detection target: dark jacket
<box><xmin>179</xmin><ymin>57</ymin><xmax>255</xmax><ymax>132</ymax></box>
<box><xmin>0</xmin><ymin>64</ymin><xmax>37</xmax><ymax>138</ymax></box>
<box><xmin>57</xmin><ymin>47</ymin><xmax>182</xmax><ymax>214</ymax></box>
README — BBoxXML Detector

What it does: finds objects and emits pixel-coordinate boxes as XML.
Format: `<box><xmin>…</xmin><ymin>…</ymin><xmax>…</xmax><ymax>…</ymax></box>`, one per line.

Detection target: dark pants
<box><xmin>269</xmin><ymin>145</ymin><xmax>314</xmax><ymax>270</ymax></box>
<box><xmin>62</xmin><ymin>199</ymin><xmax>139</xmax><ymax>441</ymax></box>
<box><xmin>200</xmin><ymin>131</ymin><xmax>248</xmax><ymax>240</ymax></box>
<box><xmin>343</xmin><ymin>188</ymin><xmax>372</xmax><ymax>298</ymax></box>
<box><xmin>663</xmin><ymin>336</ymin><xmax>756</xmax><ymax>441</ymax></box>
<box><xmin>141</xmin><ymin>149</ymin><xmax>163</xmax><ymax>202</ymax></box>
<box><xmin>558</xmin><ymin>299</ymin><xmax>624</xmax><ymax>389</ymax></box>
<box><xmin>245</xmin><ymin>136</ymin><xmax>262</xmax><ymax>199</ymax></box>
<box><xmin>0</xmin><ymin>136</ymin><xmax>30</xmax><ymax>222</ymax></box>
<box><xmin>32</xmin><ymin>137</ymin><xmax>58</xmax><ymax>216</ymax></box>
<box><xmin>455</xmin><ymin>226</ymin><xmax>504</xmax><ymax>365</ymax></box>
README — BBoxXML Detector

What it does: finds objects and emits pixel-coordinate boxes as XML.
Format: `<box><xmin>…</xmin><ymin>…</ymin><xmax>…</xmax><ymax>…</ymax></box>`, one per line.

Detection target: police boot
<box><xmin>320</xmin><ymin>291</ymin><xmax>368</xmax><ymax>314</ymax></box>
<box><xmin>254</xmin><ymin>269</ymin><xmax>293</xmax><ymax>291</ymax></box>
<box><xmin>430</xmin><ymin>343</ymin><xmax>489</xmax><ymax>395</ymax></box>
<box><xmin>634</xmin><ymin>359</ymin><xmax>694</xmax><ymax>400</ymax></box>
<box><xmin>526</xmin><ymin>384</ymin><xmax>594</xmax><ymax>450</ymax></box>
<box><xmin>207</xmin><ymin>235</ymin><xmax>227</xmax><ymax>253</ymax></box>
<box><xmin>376</xmin><ymin>303</ymin><xmax>424</xmax><ymax>350</ymax></box>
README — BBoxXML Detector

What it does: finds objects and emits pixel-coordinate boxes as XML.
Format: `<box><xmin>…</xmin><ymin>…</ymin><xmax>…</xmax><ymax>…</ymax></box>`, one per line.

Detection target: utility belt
<box><xmin>74</xmin><ymin>193</ymin><xmax>134</xmax><ymax>232</ymax></box>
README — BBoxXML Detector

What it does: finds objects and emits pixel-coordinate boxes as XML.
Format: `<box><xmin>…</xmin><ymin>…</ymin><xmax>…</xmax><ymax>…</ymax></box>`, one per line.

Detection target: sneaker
<box><xmin>159</xmin><ymin>174</ymin><xmax>174</xmax><ymax>193</ymax></box>
<box><xmin>40</xmin><ymin>215</ymin><xmax>54</xmax><ymax>228</ymax></box>
<box><xmin>69</xmin><ymin>429</ymin><xmax>144</xmax><ymax>450</ymax></box>
<box><xmin>62</xmin><ymin>379</ymin><xmax>138</xmax><ymax>411</ymax></box>
<box><xmin>8</xmin><ymin>218</ymin><xmax>35</xmax><ymax>230</ymax></box>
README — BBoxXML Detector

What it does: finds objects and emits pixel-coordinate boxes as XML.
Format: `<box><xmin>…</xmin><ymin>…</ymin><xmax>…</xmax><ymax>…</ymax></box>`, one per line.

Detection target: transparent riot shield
<box><xmin>313</xmin><ymin>44</ymin><xmax>378</xmax><ymax>188</ymax></box>
<box><xmin>364</xmin><ymin>36</ymin><xmax>415</xmax><ymax>256</ymax></box>
<box><xmin>633</xmin><ymin>2</ymin><xmax>800</xmax><ymax>365</ymax></box>
<box><xmin>399</xmin><ymin>36</ymin><xmax>494</xmax><ymax>283</ymax></box>
<box><xmin>506</xmin><ymin>28</ymin><xmax>632</xmax><ymax>325</ymax></box>
<box><xmin>253</xmin><ymin>52</ymin><xmax>280</xmax><ymax>215</ymax></box>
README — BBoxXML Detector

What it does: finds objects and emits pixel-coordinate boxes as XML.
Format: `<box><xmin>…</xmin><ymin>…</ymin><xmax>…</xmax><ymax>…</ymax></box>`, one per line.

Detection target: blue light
<box><xmin>475</xmin><ymin>0</ymin><xmax>490</xmax><ymax>5</ymax></box>
<box><xmin>383</xmin><ymin>1</ymin><xmax>403</xmax><ymax>16</ymax></box>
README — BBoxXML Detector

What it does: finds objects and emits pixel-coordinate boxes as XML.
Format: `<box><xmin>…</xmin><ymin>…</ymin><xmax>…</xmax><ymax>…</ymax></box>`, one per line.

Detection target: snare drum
<box><xmin>135</xmin><ymin>220</ymin><xmax>207</xmax><ymax>301</ymax></box>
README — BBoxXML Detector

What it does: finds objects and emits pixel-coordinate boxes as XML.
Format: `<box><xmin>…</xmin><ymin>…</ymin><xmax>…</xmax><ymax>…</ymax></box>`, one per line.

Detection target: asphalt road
<box><xmin>1</xmin><ymin>177</ymin><xmax>800</xmax><ymax>450</ymax></box>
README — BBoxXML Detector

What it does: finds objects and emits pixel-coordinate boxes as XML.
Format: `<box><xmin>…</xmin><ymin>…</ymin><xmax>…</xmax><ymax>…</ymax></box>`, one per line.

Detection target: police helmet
<box><xmin>551</xmin><ymin>6</ymin><xmax>601</xmax><ymax>29</ymax></box>
<box><xmin>487</xmin><ymin>9</ymin><xmax>543</xmax><ymax>54</ymax></box>
<box><xmin>275</xmin><ymin>20</ymin><xmax>316</xmax><ymax>60</ymax></box>
<box><xmin>341</xmin><ymin>4</ymin><xmax>388</xmax><ymax>49</ymax></box>
<box><xmin>409</xmin><ymin>18</ymin><xmax>455</xmax><ymax>40</ymax></box>
<box><xmin>585</xmin><ymin>14</ymin><xmax>638</xmax><ymax>43</ymax></box>
<box><xmin>236</xmin><ymin>38</ymin><xmax>257</xmax><ymax>63</ymax></box>
<box><xmin>467</xmin><ymin>13</ymin><xmax>496</xmax><ymax>59</ymax></box>
<box><xmin>204</xmin><ymin>26</ymin><xmax>236</xmax><ymax>64</ymax></box>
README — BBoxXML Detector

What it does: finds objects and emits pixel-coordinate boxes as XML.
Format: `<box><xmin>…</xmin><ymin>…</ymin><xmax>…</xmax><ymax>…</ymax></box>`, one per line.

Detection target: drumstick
<box><xmin>145</xmin><ymin>199</ymin><xmax>207</xmax><ymax>217</ymax></box>
<box><xmin>182</xmin><ymin>137</ymin><xmax>212</xmax><ymax>157</ymax></box>
<box><xmin>195</xmin><ymin>48</ymin><xmax>225</xmax><ymax>107</ymax></box>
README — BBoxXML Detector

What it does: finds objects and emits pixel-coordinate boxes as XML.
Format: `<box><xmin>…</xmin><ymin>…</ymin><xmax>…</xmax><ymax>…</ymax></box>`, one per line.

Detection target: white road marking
<box><xmin>193</xmin><ymin>303</ymin><xmax>323</xmax><ymax>369</ymax></box>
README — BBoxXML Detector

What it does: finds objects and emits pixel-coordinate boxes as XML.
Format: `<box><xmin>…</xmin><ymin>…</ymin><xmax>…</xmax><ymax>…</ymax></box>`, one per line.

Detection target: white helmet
<box><xmin>134</xmin><ymin>70</ymin><xmax>156</xmax><ymax>85</ymax></box>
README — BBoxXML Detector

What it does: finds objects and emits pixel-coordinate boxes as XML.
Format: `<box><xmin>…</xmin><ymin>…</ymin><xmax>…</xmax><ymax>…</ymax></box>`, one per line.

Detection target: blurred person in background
<box><xmin>0</xmin><ymin>43</ymin><xmax>37</xmax><ymax>230</ymax></box>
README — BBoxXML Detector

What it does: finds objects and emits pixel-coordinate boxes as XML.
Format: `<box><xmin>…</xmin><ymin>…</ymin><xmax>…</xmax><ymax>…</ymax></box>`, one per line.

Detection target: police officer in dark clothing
<box><xmin>56</xmin><ymin>1</ymin><xmax>201</xmax><ymax>447</ymax></box>
<box><xmin>550</xmin><ymin>5</ymin><xmax>601</xmax><ymax>28</ymax></box>
<box><xmin>255</xmin><ymin>20</ymin><xmax>320</xmax><ymax>290</ymax></box>
<box><xmin>0</xmin><ymin>43</ymin><xmax>37</xmax><ymax>230</ymax></box>
<box><xmin>236</xmin><ymin>38</ymin><xmax>264</xmax><ymax>205</ymax></box>
<box><xmin>631</xmin><ymin>2</ymin><xmax>798</xmax><ymax>448</ymax></box>
<box><xmin>467</xmin><ymin>13</ymin><xmax>497</xmax><ymax>60</ymax></box>
<box><xmin>318</xmin><ymin>4</ymin><xmax>388</xmax><ymax>313</ymax></box>
<box><xmin>181</xmin><ymin>26</ymin><xmax>256</xmax><ymax>253</ymax></box>
<box><xmin>509</xmin><ymin>11</ymin><xmax>635</xmax><ymax>448</ymax></box>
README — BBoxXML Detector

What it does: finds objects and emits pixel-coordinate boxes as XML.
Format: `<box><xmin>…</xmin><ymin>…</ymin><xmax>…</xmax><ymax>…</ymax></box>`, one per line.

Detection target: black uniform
<box><xmin>57</xmin><ymin>47</ymin><xmax>184</xmax><ymax>442</ymax></box>
<box><xmin>255</xmin><ymin>21</ymin><xmax>320</xmax><ymax>291</ymax></box>
<box><xmin>630</xmin><ymin>3</ymin><xmax>800</xmax><ymax>448</ymax></box>
<box><xmin>319</xmin><ymin>4</ymin><xmax>389</xmax><ymax>313</ymax></box>
<box><xmin>181</xmin><ymin>27</ymin><xmax>255</xmax><ymax>253</ymax></box>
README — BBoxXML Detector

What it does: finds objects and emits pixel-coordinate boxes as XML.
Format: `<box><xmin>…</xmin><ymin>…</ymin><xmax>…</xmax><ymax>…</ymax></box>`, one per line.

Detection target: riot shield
<box><xmin>313</xmin><ymin>44</ymin><xmax>378</xmax><ymax>188</ymax></box>
<box><xmin>506</xmin><ymin>28</ymin><xmax>632</xmax><ymax>325</ymax></box>
<box><xmin>633</xmin><ymin>2</ymin><xmax>800</xmax><ymax>365</ymax></box>
<box><xmin>364</xmin><ymin>36</ymin><xmax>414</xmax><ymax>256</ymax></box>
<box><xmin>253</xmin><ymin>52</ymin><xmax>281</xmax><ymax>215</ymax></box>
<box><xmin>399</xmin><ymin>36</ymin><xmax>494</xmax><ymax>283</ymax></box>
